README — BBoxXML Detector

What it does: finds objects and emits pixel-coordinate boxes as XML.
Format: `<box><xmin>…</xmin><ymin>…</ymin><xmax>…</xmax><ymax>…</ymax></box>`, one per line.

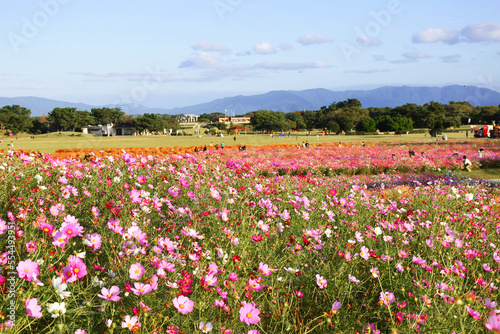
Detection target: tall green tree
<box><xmin>285</xmin><ymin>112</ymin><xmax>306</xmax><ymax>130</ymax></box>
<box><xmin>133</xmin><ymin>113</ymin><xmax>165</xmax><ymax>132</ymax></box>
<box><xmin>74</xmin><ymin>110</ymin><xmax>95</xmax><ymax>131</ymax></box>
<box><xmin>0</xmin><ymin>105</ymin><xmax>32</xmax><ymax>134</ymax></box>
<box><xmin>250</xmin><ymin>110</ymin><xmax>292</xmax><ymax>132</ymax></box>
<box><xmin>91</xmin><ymin>107</ymin><xmax>124</xmax><ymax>125</ymax></box>
<box><xmin>47</xmin><ymin>107</ymin><xmax>75</xmax><ymax>132</ymax></box>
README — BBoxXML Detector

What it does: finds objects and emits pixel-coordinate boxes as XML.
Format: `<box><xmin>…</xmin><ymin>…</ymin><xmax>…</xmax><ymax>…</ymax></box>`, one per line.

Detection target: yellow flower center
<box><xmin>74</xmin><ymin>268</ymin><xmax>80</xmax><ymax>274</ymax></box>
<box><xmin>247</xmin><ymin>313</ymin><xmax>252</xmax><ymax>318</ymax></box>
<box><xmin>180</xmin><ymin>304</ymin><xmax>184</xmax><ymax>309</ymax></box>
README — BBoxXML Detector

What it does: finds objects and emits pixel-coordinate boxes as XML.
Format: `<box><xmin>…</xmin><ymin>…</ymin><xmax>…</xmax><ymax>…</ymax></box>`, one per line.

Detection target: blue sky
<box><xmin>1</xmin><ymin>0</ymin><xmax>499</xmax><ymax>109</ymax></box>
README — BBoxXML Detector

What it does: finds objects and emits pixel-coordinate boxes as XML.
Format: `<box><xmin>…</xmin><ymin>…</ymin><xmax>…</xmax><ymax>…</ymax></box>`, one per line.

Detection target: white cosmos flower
<box><xmin>52</xmin><ymin>276</ymin><xmax>71</xmax><ymax>299</ymax></box>
<box><xmin>47</xmin><ymin>302</ymin><xmax>66</xmax><ymax>318</ymax></box>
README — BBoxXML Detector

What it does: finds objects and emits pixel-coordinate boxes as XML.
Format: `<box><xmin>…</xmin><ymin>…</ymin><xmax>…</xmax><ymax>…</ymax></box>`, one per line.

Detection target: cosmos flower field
<box><xmin>1</xmin><ymin>141</ymin><xmax>500</xmax><ymax>333</ymax></box>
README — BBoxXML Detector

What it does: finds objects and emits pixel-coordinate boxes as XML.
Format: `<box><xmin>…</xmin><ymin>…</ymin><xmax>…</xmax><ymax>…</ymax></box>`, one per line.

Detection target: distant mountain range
<box><xmin>2</xmin><ymin>85</ymin><xmax>500</xmax><ymax>117</ymax></box>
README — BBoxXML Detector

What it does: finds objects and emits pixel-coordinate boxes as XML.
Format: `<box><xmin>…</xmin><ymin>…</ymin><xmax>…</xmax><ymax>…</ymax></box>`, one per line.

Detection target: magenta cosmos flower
<box><xmin>239</xmin><ymin>303</ymin><xmax>261</xmax><ymax>325</ymax></box>
<box><xmin>62</xmin><ymin>255</ymin><xmax>87</xmax><ymax>283</ymax></box>
<box><xmin>17</xmin><ymin>259</ymin><xmax>39</xmax><ymax>281</ymax></box>
<box><xmin>26</xmin><ymin>298</ymin><xmax>42</xmax><ymax>318</ymax></box>
<box><xmin>98</xmin><ymin>286</ymin><xmax>122</xmax><ymax>302</ymax></box>
<box><xmin>129</xmin><ymin>263</ymin><xmax>145</xmax><ymax>280</ymax></box>
<box><xmin>173</xmin><ymin>295</ymin><xmax>194</xmax><ymax>315</ymax></box>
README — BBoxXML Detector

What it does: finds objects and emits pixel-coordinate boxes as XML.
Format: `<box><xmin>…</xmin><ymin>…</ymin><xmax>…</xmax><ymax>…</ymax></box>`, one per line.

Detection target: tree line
<box><xmin>0</xmin><ymin>106</ymin><xmax>181</xmax><ymax>135</ymax></box>
<box><xmin>1</xmin><ymin>100</ymin><xmax>499</xmax><ymax>136</ymax></box>
<box><xmin>248</xmin><ymin>99</ymin><xmax>500</xmax><ymax>135</ymax></box>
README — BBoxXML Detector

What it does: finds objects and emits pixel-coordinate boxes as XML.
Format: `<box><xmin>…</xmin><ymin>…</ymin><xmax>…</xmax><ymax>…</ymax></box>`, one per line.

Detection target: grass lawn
<box><xmin>450</xmin><ymin>167</ymin><xmax>500</xmax><ymax>180</ymax></box>
<box><xmin>0</xmin><ymin>129</ymin><xmax>477</xmax><ymax>154</ymax></box>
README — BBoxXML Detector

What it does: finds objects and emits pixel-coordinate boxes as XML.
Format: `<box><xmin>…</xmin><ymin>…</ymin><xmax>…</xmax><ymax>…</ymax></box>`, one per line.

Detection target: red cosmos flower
<box><xmin>233</xmin><ymin>255</ymin><xmax>241</xmax><ymax>262</ymax></box>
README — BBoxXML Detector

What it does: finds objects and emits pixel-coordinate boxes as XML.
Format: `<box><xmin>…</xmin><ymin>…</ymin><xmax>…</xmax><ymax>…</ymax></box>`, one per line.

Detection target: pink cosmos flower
<box><xmin>131</xmin><ymin>282</ymin><xmax>152</xmax><ymax>295</ymax></box>
<box><xmin>207</xmin><ymin>262</ymin><xmax>219</xmax><ymax>275</ymax></box>
<box><xmin>129</xmin><ymin>189</ymin><xmax>142</xmax><ymax>204</ymax></box>
<box><xmin>484</xmin><ymin>263</ymin><xmax>494</xmax><ymax>272</ymax></box>
<box><xmin>348</xmin><ymin>274</ymin><xmax>360</xmax><ymax>283</ymax></box>
<box><xmin>49</xmin><ymin>205</ymin><xmax>60</xmax><ymax>216</ymax></box>
<box><xmin>258</xmin><ymin>262</ymin><xmax>274</xmax><ymax>276</ymax></box>
<box><xmin>98</xmin><ymin>286</ymin><xmax>121</xmax><ymax>302</ymax></box>
<box><xmin>17</xmin><ymin>260</ymin><xmax>39</xmax><ymax>281</ymax></box>
<box><xmin>173</xmin><ymin>295</ymin><xmax>194</xmax><ymax>315</ymax></box>
<box><xmin>40</xmin><ymin>222</ymin><xmax>54</xmax><ymax>235</ymax></box>
<box><xmin>370</xmin><ymin>267</ymin><xmax>380</xmax><ymax>278</ymax></box>
<box><xmin>85</xmin><ymin>233</ymin><xmax>102</xmax><ymax>250</ymax></box>
<box><xmin>75</xmin><ymin>330</ymin><xmax>86</xmax><ymax>334</ymax></box>
<box><xmin>26</xmin><ymin>298</ymin><xmax>42</xmax><ymax>318</ymax></box>
<box><xmin>380</xmin><ymin>291</ymin><xmax>396</xmax><ymax>306</ymax></box>
<box><xmin>484</xmin><ymin>298</ymin><xmax>498</xmax><ymax>309</ymax></box>
<box><xmin>229</xmin><ymin>272</ymin><xmax>238</xmax><ymax>281</ymax></box>
<box><xmin>60</xmin><ymin>221</ymin><xmax>84</xmax><ymax>238</ymax></box>
<box><xmin>316</xmin><ymin>274</ymin><xmax>327</xmax><ymax>289</ymax></box>
<box><xmin>0</xmin><ymin>219</ymin><xmax>7</xmax><ymax>235</ymax></box>
<box><xmin>296</xmin><ymin>290</ymin><xmax>304</xmax><ymax>297</ymax></box>
<box><xmin>62</xmin><ymin>256</ymin><xmax>87</xmax><ymax>283</ymax></box>
<box><xmin>485</xmin><ymin>314</ymin><xmax>500</xmax><ymax>332</ymax></box>
<box><xmin>199</xmin><ymin>321</ymin><xmax>213</xmax><ymax>333</ymax></box>
<box><xmin>332</xmin><ymin>301</ymin><xmax>342</xmax><ymax>311</ymax></box>
<box><xmin>360</xmin><ymin>246</ymin><xmax>370</xmax><ymax>260</ymax></box>
<box><xmin>466</xmin><ymin>306</ymin><xmax>481</xmax><ymax>320</ymax></box>
<box><xmin>494</xmin><ymin>251</ymin><xmax>500</xmax><ymax>263</ymax></box>
<box><xmin>239</xmin><ymin>302</ymin><xmax>261</xmax><ymax>325</ymax></box>
<box><xmin>129</xmin><ymin>263</ymin><xmax>145</xmax><ymax>280</ymax></box>
<box><xmin>121</xmin><ymin>315</ymin><xmax>141</xmax><ymax>331</ymax></box>
<box><xmin>203</xmin><ymin>274</ymin><xmax>218</xmax><ymax>287</ymax></box>
<box><xmin>26</xmin><ymin>240</ymin><xmax>37</xmax><ymax>253</ymax></box>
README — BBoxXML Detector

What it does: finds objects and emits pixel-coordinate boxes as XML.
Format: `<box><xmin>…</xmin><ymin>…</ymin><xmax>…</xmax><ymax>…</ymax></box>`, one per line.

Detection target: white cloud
<box><xmin>191</xmin><ymin>41</ymin><xmax>229</xmax><ymax>53</ymax></box>
<box><xmin>253</xmin><ymin>42</ymin><xmax>276</xmax><ymax>54</ymax></box>
<box><xmin>255</xmin><ymin>61</ymin><xmax>330</xmax><ymax>70</ymax></box>
<box><xmin>461</xmin><ymin>23</ymin><xmax>500</xmax><ymax>42</ymax></box>
<box><xmin>297</xmin><ymin>34</ymin><xmax>332</xmax><ymax>45</ymax></box>
<box><xmin>440</xmin><ymin>54</ymin><xmax>461</xmax><ymax>63</ymax></box>
<box><xmin>178</xmin><ymin>52</ymin><xmax>222</xmax><ymax>68</ymax></box>
<box><xmin>390</xmin><ymin>52</ymin><xmax>429</xmax><ymax>64</ymax></box>
<box><xmin>412</xmin><ymin>28</ymin><xmax>459</xmax><ymax>44</ymax></box>
<box><xmin>356</xmin><ymin>36</ymin><xmax>381</xmax><ymax>47</ymax></box>
<box><xmin>413</xmin><ymin>23</ymin><xmax>500</xmax><ymax>44</ymax></box>
<box><xmin>403</xmin><ymin>52</ymin><xmax>429</xmax><ymax>59</ymax></box>
<box><xmin>372</xmin><ymin>55</ymin><xmax>385</xmax><ymax>61</ymax></box>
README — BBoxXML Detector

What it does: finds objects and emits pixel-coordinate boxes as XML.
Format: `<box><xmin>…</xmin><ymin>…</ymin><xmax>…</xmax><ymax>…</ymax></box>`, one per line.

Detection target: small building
<box><xmin>82</xmin><ymin>124</ymin><xmax>113</xmax><ymax>136</ymax></box>
<box><xmin>174</xmin><ymin>114</ymin><xmax>200</xmax><ymax>123</ymax></box>
<box><xmin>218</xmin><ymin>116</ymin><xmax>251</xmax><ymax>124</ymax></box>
<box><xmin>112</xmin><ymin>120</ymin><xmax>136</xmax><ymax>136</ymax></box>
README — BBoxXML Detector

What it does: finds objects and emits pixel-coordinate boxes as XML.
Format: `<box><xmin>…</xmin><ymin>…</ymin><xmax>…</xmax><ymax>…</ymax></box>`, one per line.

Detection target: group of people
<box><xmin>297</xmin><ymin>141</ymin><xmax>310</xmax><ymax>149</ymax></box>
<box><xmin>192</xmin><ymin>141</ymin><xmax>248</xmax><ymax>153</ymax></box>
